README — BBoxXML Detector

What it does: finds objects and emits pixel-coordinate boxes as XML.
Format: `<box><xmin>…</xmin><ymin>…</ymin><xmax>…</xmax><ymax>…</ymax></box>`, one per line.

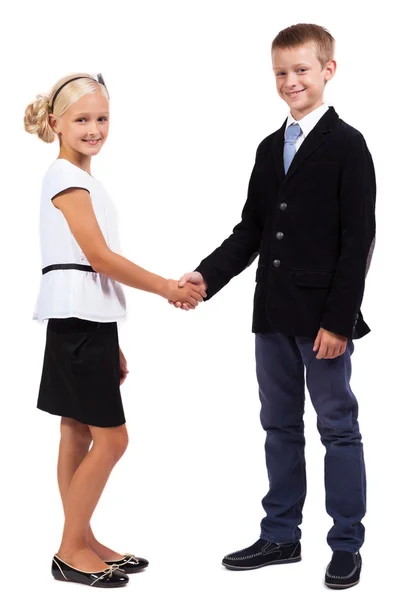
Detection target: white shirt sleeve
<box><xmin>44</xmin><ymin>159</ymin><xmax>91</xmax><ymax>202</ymax></box>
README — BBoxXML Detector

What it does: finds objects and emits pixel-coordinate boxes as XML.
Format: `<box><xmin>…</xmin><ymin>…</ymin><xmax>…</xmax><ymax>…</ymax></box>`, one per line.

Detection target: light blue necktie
<box><xmin>283</xmin><ymin>122</ymin><xmax>302</xmax><ymax>174</ymax></box>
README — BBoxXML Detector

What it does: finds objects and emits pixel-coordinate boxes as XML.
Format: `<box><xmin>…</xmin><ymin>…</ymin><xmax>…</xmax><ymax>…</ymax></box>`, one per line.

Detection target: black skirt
<box><xmin>37</xmin><ymin>318</ymin><xmax>126</xmax><ymax>428</ymax></box>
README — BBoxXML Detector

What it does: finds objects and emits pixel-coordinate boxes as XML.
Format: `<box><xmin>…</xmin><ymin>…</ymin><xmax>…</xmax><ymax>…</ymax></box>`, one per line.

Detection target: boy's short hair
<box><xmin>272</xmin><ymin>24</ymin><xmax>335</xmax><ymax>68</ymax></box>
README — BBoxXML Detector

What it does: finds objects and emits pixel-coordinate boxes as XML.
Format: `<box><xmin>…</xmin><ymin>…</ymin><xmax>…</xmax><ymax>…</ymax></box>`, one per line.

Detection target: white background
<box><xmin>0</xmin><ymin>1</ymin><xmax>398</xmax><ymax>598</ymax></box>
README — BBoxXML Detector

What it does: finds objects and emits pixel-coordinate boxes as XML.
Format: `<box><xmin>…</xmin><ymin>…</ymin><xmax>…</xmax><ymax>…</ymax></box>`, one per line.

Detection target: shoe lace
<box><xmin>100</xmin><ymin>564</ymin><xmax>121</xmax><ymax>580</ymax></box>
<box><xmin>123</xmin><ymin>553</ymin><xmax>140</xmax><ymax>565</ymax></box>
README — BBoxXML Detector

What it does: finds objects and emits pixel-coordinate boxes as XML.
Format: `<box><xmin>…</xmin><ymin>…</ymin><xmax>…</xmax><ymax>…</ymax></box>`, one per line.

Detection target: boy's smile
<box><xmin>272</xmin><ymin>45</ymin><xmax>335</xmax><ymax>120</ymax></box>
<box><xmin>285</xmin><ymin>88</ymin><xmax>306</xmax><ymax>98</ymax></box>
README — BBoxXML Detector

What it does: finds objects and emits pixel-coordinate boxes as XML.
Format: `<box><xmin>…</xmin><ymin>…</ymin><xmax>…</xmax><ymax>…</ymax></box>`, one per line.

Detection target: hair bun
<box><xmin>24</xmin><ymin>94</ymin><xmax>55</xmax><ymax>143</ymax></box>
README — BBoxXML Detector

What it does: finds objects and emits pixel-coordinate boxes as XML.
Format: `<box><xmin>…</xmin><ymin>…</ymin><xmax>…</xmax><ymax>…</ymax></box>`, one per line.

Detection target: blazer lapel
<box><xmin>272</xmin><ymin>120</ymin><xmax>287</xmax><ymax>184</ymax></box>
<box><xmin>284</xmin><ymin>129</ymin><xmax>326</xmax><ymax>180</ymax></box>
<box><xmin>282</xmin><ymin>107</ymin><xmax>339</xmax><ymax>183</ymax></box>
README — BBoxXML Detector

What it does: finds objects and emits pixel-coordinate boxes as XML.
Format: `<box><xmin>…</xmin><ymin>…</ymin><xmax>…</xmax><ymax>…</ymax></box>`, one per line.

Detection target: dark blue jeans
<box><xmin>255</xmin><ymin>333</ymin><xmax>366</xmax><ymax>552</ymax></box>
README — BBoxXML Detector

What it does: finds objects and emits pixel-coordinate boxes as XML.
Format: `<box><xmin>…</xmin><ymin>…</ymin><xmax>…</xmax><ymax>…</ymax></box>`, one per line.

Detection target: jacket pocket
<box><xmin>294</xmin><ymin>270</ymin><xmax>334</xmax><ymax>288</ymax></box>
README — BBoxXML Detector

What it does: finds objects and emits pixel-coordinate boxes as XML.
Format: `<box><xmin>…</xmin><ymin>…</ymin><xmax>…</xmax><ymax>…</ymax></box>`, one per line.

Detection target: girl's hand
<box><xmin>119</xmin><ymin>347</ymin><xmax>129</xmax><ymax>385</ymax></box>
<box><xmin>169</xmin><ymin>271</ymin><xmax>208</xmax><ymax>311</ymax></box>
<box><xmin>165</xmin><ymin>279</ymin><xmax>206</xmax><ymax>308</ymax></box>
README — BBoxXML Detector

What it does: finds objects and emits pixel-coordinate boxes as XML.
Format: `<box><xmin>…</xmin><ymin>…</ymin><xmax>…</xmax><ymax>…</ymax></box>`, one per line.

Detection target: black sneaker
<box><xmin>325</xmin><ymin>550</ymin><xmax>362</xmax><ymax>589</ymax></box>
<box><xmin>222</xmin><ymin>538</ymin><xmax>301</xmax><ymax>571</ymax></box>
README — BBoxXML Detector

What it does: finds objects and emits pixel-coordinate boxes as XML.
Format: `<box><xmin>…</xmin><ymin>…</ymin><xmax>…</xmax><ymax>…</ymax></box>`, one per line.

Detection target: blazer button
<box><xmin>273</xmin><ymin>259</ymin><xmax>281</xmax><ymax>267</ymax></box>
<box><xmin>276</xmin><ymin>232</ymin><xmax>284</xmax><ymax>240</ymax></box>
<box><xmin>279</xmin><ymin>202</ymin><xmax>288</xmax><ymax>211</ymax></box>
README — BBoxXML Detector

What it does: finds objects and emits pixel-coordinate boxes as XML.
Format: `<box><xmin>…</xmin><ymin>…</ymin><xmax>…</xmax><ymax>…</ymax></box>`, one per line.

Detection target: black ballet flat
<box><xmin>104</xmin><ymin>553</ymin><xmax>149</xmax><ymax>573</ymax></box>
<box><xmin>52</xmin><ymin>555</ymin><xmax>129</xmax><ymax>587</ymax></box>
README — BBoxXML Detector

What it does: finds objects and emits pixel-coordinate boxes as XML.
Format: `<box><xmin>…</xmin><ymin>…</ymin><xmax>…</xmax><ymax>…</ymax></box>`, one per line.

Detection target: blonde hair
<box><xmin>24</xmin><ymin>73</ymin><xmax>109</xmax><ymax>143</ymax></box>
<box><xmin>272</xmin><ymin>24</ymin><xmax>335</xmax><ymax>68</ymax></box>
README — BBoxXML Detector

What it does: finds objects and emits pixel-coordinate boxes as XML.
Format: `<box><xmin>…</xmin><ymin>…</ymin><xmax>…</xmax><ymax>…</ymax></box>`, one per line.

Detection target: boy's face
<box><xmin>272</xmin><ymin>45</ymin><xmax>335</xmax><ymax>120</ymax></box>
<box><xmin>51</xmin><ymin>91</ymin><xmax>110</xmax><ymax>157</ymax></box>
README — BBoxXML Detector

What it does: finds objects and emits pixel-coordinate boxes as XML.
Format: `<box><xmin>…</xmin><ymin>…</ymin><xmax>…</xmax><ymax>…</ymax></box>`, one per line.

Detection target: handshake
<box><xmin>166</xmin><ymin>271</ymin><xmax>207</xmax><ymax>310</ymax></box>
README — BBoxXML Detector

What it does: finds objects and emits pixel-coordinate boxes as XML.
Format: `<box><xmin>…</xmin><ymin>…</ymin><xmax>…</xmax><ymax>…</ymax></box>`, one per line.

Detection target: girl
<box><xmin>24</xmin><ymin>72</ymin><xmax>205</xmax><ymax>588</ymax></box>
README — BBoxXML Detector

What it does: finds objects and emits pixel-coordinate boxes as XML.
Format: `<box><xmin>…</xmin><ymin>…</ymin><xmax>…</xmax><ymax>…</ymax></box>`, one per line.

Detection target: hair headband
<box><xmin>50</xmin><ymin>73</ymin><xmax>108</xmax><ymax>113</ymax></box>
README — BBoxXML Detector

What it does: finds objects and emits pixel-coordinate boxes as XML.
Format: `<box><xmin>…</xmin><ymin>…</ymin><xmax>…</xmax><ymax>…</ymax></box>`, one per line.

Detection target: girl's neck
<box><xmin>58</xmin><ymin>147</ymin><xmax>92</xmax><ymax>175</ymax></box>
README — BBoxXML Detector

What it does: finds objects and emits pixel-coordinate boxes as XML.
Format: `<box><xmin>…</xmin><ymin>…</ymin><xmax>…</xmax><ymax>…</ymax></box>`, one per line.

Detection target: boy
<box><xmin>172</xmin><ymin>24</ymin><xmax>376</xmax><ymax>589</ymax></box>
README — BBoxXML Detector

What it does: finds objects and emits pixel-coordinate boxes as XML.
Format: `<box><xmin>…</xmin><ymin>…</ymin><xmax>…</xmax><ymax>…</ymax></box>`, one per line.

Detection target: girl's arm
<box><xmin>52</xmin><ymin>188</ymin><xmax>206</xmax><ymax>306</ymax></box>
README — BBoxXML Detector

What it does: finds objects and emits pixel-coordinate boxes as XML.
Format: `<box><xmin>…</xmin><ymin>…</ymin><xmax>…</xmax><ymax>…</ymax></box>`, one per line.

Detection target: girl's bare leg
<box><xmin>56</xmin><ymin>419</ymin><xmax>128</xmax><ymax>571</ymax></box>
<box><xmin>57</xmin><ymin>418</ymin><xmax>125</xmax><ymax>561</ymax></box>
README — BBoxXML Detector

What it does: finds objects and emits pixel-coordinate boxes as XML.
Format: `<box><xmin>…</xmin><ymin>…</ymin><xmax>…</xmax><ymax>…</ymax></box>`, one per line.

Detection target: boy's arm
<box><xmin>192</xmin><ymin>149</ymin><xmax>265</xmax><ymax>300</ymax></box>
<box><xmin>321</xmin><ymin>133</ymin><xmax>376</xmax><ymax>338</ymax></box>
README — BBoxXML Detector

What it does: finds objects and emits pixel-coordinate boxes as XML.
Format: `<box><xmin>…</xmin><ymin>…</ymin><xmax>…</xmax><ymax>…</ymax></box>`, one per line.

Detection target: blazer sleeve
<box><xmin>193</xmin><ymin>147</ymin><xmax>265</xmax><ymax>300</ymax></box>
<box><xmin>321</xmin><ymin>133</ymin><xmax>376</xmax><ymax>338</ymax></box>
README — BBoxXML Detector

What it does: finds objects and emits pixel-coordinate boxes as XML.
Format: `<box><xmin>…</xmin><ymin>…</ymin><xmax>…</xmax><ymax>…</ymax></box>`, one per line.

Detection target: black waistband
<box><xmin>42</xmin><ymin>263</ymin><xmax>96</xmax><ymax>275</ymax></box>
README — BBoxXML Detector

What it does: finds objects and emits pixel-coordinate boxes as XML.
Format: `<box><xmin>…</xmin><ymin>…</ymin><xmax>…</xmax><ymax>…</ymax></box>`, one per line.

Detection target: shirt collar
<box><xmin>285</xmin><ymin>103</ymin><xmax>329</xmax><ymax>139</ymax></box>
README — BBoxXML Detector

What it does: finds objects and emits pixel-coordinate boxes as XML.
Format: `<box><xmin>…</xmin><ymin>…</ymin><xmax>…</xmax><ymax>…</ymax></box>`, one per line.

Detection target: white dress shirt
<box><xmin>285</xmin><ymin>103</ymin><xmax>330</xmax><ymax>151</ymax></box>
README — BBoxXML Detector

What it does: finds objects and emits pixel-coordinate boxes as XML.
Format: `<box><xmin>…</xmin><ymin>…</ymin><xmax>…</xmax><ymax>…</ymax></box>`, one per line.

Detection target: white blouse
<box><xmin>34</xmin><ymin>159</ymin><xmax>127</xmax><ymax>323</ymax></box>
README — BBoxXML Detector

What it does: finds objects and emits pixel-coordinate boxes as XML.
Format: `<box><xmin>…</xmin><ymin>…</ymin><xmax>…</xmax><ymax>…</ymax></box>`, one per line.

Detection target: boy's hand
<box><xmin>313</xmin><ymin>328</ymin><xmax>347</xmax><ymax>360</ymax></box>
<box><xmin>119</xmin><ymin>347</ymin><xmax>129</xmax><ymax>385</ymax></box>
<box><xmin>169</xmin><ymin>272</ymin><xmax>208</xmax><ymax>311</ymax></box>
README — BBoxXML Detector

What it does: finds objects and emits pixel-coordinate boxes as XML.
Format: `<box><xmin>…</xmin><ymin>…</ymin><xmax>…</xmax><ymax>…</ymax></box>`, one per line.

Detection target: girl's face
<box><xmin>53</xmin><ymin>91</ymin><xmax>109</xmax><ymax>157</ymax></box>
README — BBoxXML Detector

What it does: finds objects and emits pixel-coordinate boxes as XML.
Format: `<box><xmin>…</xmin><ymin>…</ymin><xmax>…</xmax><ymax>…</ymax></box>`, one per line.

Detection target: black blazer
<box><xmin>195</xmin><ymin>107</ymin><xmax>376</xmax><ymax>339</ymax></box>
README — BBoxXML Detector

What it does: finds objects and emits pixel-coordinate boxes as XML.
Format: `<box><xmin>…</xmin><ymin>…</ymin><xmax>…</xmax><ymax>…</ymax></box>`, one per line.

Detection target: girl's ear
<box><xmin>49</xmin><ymin>114</ymin><xmax>60</xmax><ymax>134</ymax></box>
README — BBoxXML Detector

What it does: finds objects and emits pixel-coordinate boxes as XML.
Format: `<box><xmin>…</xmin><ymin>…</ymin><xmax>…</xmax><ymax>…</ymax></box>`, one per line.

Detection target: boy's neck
<box><xmin>290</xmin><ymin>99</ymin><xmax>325</xmax><ymax>122</ymax></box>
